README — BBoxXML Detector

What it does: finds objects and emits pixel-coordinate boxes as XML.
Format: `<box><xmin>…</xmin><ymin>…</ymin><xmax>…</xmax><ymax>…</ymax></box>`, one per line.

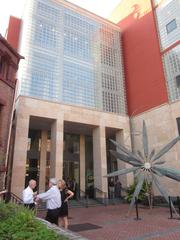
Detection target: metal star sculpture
<box><xmin>107</xmin><ymin>120</ymin><xmax>180</xmax><ymax>214</ymax></box>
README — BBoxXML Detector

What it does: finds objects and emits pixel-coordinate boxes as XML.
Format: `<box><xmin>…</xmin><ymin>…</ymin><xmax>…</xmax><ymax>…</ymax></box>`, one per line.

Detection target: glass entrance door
<box><xmin>63</xmin><ymin>160</ymin><xmax>79</xmax><ymax>183</ymax></box>
<box><xmin>63</xmin><ymin>133</ymin><xmax>80</xmax><ymax>198</ymax></box>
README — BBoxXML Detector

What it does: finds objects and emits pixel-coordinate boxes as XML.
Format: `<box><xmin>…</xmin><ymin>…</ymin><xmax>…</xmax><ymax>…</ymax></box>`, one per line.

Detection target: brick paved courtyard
<box><xmin>38</xmin><ymin>204</ymin><xmax>180</xmax><ymax>240</ymax></box>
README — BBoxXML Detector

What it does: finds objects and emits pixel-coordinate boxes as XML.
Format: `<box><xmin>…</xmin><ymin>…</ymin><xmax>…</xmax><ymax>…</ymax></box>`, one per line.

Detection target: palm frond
<box><xmin>153</xmin><ymin>174</ymin><xmax>178</xmax><ymax>215</ymax></box>
<box><xmin>137</xmin><ymin>150</ymin><xmax>144</xmax><ymax>161</ymax></box>
<box><xmin>110</xmin><ymin>139</ymin><xmax>143</xmax><ymax>163</ymax></box>
<box><xmin>105</xmin><ymin>166</ymin><xmax>139</xmax><ymax>178</ymax></box>
<box><xmin>154</xmin><ymin>166</ymin><xmax>180</xmax><ymax>181</ymax></box>
<box><xmin>149</xmin><ymin>149</ymin><xmax>155</xmax><ymax>160</ymax></box>
<box><xmin>151</xmin><ymin>168</ymin><xmax>163</xmax><ymax>177</ymax></box>
<box><xmin>129</xmin><ymin>173</ymin><xmax>145</xmax><ymax>212</ymax></box>
<box><xmin>110</xmin><ymin>150</ymin><xmax>143</xmax><ymax>167</ymax></box>
<box><xmin>153</xmin><ymin>160</ymin><xmax>166</xmax><ymax>165</ymax></box>
<box><xmin>152</xmin><ymin>136</ymin><xmax>180</xmax><ymax>162</ymax></box>
<box><xmin>142</xmin><ymin>120</ymin><xmax>149</xmax><ymax>158</ymax></box>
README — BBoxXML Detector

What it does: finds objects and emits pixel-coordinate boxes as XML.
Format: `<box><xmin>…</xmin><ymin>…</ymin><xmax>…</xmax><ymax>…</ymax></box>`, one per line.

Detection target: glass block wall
<box><xmin>163</xmin><ymin>45</ymin><xmax>180</xmax><ymax>101</ymax></box>
<box><xmin>155</xmin><ymin>0</ymin><xmax>180</xmax><ymax>50</ymax></box>
<box><xmin>18</xmin><ymin>0</ymin><xmax>126</xmax><ymax>114</ymax></box>
<box><xmin>153</xmin><ymin>0</ymin><xmax>180</xmax><ymax>102</ymax></box>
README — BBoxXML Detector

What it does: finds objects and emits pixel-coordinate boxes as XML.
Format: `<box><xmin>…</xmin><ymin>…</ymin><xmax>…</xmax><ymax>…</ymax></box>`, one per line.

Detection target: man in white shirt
<box><xmin>22</xmin><ymin>179</ymin><xmax>37</xmax><ymax>210</ymax></box>
<box><xmin>36</xmin><ymin>178</ymin><xmax>61</xmax><ymax>225</ymax></box>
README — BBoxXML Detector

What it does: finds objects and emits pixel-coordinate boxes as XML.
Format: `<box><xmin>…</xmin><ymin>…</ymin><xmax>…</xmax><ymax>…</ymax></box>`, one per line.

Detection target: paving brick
<box><xmin>37</xmin><ymin>204</ymin><xmax>180</xmax><ymax>240</ymax></box>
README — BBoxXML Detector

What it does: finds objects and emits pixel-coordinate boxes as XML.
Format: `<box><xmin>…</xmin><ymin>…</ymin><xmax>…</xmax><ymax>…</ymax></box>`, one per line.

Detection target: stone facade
<box><xmin>11</xmin><ymin>96</ymin><xmax>132</xmax><ymax>197</ymax></box>
<box><xmin>12</xmin><ymin>96</ymin><xmax>180</xmax><ymax>198</ymax></box>
<box><xmin>131</xmin><ymin>101</ymin><xmax>180</xmax><ymax>196</ymax></box>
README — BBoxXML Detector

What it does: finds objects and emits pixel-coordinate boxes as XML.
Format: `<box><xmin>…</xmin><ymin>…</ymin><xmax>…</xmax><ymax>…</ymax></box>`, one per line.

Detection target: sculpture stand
<box><xmin>134</xmin><ymin>197</ymin><xmax>142</xmax><ymax>220</ymax></box>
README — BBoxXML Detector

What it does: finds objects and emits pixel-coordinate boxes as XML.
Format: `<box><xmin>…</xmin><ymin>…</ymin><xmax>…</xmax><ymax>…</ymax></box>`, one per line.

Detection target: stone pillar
<box><xmin>50</xmin><ymin>118</ymin><xmax>64</xmax><ymax>181</ymax></box>
<box><xmin>11</xmin><ymin>113</ymin><xmax>29</xmax><ymax>197</ymax></box>
<box><xmin>93</xmin><ymin>126</ymin><xmax>108</xmax><ymax>195</ymax></box>
<box><xmin>116</xmin><ymin>130</ymin><xmax>133</xmax><ymax>188</ymax></box>
<box><xmin>39</xmin><ymin>130</ymin><xmax>48</xmax><ymax>192</ymax></box>
<box><xmin>80</xmin><ymin>135</ymin><xmax>85</xmax><ymax>194</ymax></box>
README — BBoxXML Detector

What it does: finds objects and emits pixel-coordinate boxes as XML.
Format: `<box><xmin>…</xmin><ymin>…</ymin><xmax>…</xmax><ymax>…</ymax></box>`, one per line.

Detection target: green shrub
<box><xmin>125</xmin><ymin>180</ymin><xmax>152</xmax><ymax>204</ymax></box>
<box><xmin>0</xmin><ymin>201</ymin><xmax>20</xmax><ymax>221</ymax></box>
<box><xmin>0</xmin><ymin>202</ymin><xmax>68</xmax><ymax>240</ymax></box>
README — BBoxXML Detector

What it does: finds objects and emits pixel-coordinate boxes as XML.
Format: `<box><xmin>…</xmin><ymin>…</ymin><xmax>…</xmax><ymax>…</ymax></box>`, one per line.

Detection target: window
<box><xmin>0</xmin><ymin>56</ymin><xmax>9</xmax><ymax>79</ymax></box>
<box><xmin>177</xmin><ymin>118</ymin><xmax>180</xmax><ymax>135</ymax></box>
<box><xmin>176</xmin><ymin>75</ymin><xmax>180</xmax><ymax>88</ymax></box>
<box><xmin>34</xmin><ymin>20</ymin><xmax>57</xmax><ymax>49</ymax></box>
<box><xmin>100</xmin><ymin>44</ymin><xmax>115</xmax><ymax>67</ymax></box>
<box><xmin>166</xmin><ymin>19</ymin><xmax>177</xmax><ymax>34</ymax></box>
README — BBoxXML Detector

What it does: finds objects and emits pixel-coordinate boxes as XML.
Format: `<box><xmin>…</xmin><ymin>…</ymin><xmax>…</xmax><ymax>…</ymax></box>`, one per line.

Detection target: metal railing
<box><xmin>0</xmin><ymin>190</ymin><xmax>22</xmax><ymax>204</ymax></box>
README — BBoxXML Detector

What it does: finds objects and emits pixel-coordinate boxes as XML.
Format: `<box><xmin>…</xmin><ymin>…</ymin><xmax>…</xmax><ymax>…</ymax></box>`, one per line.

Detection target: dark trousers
<box><xmin>46</xmin><ymin>208</ymin><xmax>60</xmax><ymax>225</ymax></box>
<box><xmin>24</xmin><ymin>203</ymin><xmax>35</xmax><ymax>210</ymax></box>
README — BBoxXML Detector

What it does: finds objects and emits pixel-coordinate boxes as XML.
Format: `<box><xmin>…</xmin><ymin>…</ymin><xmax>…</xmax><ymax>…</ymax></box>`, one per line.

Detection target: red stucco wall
<box><xmin>111</xmin><ymin>0</ymin><xmax>168</xmax><ymax>116</ymax></box>
<box><xmin>7</xmin><ymin>16</ymin><xmax>21</xmax><ymax>51</ymax></box>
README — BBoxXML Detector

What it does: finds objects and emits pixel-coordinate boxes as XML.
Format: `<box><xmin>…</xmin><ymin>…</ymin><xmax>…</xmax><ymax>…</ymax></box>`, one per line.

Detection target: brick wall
<box><xmin>0</xmin><ymin>81</ymin><xmax>14</xmax><ymax>153</ymax></box>
<box><xmin>0</xmin><ymin>35</ymin><xmax>23</xmax><ymax>190</ymax></box>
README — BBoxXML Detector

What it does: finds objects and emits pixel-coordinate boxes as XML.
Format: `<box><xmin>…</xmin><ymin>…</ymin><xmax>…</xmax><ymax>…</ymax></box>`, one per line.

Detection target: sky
<box><xmin>0</xmin><ymin>0</ymin><xmax>121</xmax><ymax>36</ymax></box>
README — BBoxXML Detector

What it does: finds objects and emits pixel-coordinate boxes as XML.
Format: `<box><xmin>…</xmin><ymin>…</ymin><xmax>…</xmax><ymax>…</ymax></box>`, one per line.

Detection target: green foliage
<box><xmin>125</xmin><ymin>180</ymin><xmax>151</xmax><ymax>203</ymax></box>
<box><xmin>0</xmin><ymin>202</ymin><xmax>68</xmax><ymax>240</ymax></box>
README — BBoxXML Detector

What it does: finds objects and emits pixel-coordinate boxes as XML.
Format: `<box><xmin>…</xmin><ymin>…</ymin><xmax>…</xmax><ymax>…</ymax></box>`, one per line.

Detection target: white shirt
<box><xmin>37</xmin><ymin>186</ymin><xmax>61</xmax><ymax>210</ymax></box>
<box><xmin>23</xmin><ymin>186</ymin><xmax>34</xmax><ymax>204</ymax></box>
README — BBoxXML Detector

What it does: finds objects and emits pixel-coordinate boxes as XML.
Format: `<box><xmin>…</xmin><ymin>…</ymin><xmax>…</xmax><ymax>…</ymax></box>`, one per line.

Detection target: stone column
<box><xmin>11</xmin><ymin>113</ymin><xmax>30</xmax><ymax>197</ymax></box>
<box><xmin>93</xmin><ymin>126</ymin><xmax>108</xmax><ymax>195</ymax></box>
<box><xmin>80</xmin><ymin>135</ymin><xmax>85</xmax><ymax>194</ymax></box>
<box><xmin>50</xmin><ymin>118</ymin><xmax>64</xmax><ymax>181</ymax></box>
<box><xmin>39</xmin><ymin>130</ymin><xmax>48</xmax><ymax>192</ymax></box>
<box><xmin>116</xmin><ymin>130</ymin><xmax>133</xmax><ymax>188</ymax></box>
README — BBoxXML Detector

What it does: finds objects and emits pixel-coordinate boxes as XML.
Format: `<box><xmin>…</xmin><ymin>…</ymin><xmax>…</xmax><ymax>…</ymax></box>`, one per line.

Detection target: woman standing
<box><xmin>58</xmin><ymin>179</ymin><xmax>74</xmax><ymax>229</ymax></box>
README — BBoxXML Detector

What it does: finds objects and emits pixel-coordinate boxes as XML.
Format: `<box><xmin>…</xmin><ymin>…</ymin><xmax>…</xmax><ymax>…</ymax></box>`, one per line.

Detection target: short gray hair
<box><xmin>49</xmin><ymin>178</ymin><xmax>57</xmax><ymax>185</ymax></box>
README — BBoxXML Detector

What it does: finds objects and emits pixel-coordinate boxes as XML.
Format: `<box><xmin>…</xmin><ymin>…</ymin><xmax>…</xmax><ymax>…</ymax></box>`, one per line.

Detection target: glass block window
<box><xmin>102</xmin><ymin>91</ymin><xmax>121</xmax><ymax>113</ymax></box>
<box><xmin>64</xmin><ymin>29</ymin><xmax>91</xmax><ymax>61</ymax></box>
<box><xmin>163</xmin><ymin>45</ymin><xmax>180</xmax><ymax>101</ymax></box>
<box><xmin>155</xmin><ymin>0</ymin><xmax>180</xmax><ymax>50</ymax></box>
<box><xmin>34</xmin><ymin>20</ymin><xmax>57</xmax><ymax>49</ymax></box>
<box><xmin>19</xmin><ymin>0</ymin><xmax>126</xmax><ymax>114</ymax></box>
<box><xmin>166</xmin><ymin>19</ymin><xmax>177</xmax><ymax>34</ymax></box>
<box><xmin>63</xmin><ymin>61</ymin><xmax>95</xmax><ymax>108</ymax></box>
<box><xmin>102</xmin><ymin>73</ymin><xmax>117</xmax><ymax>91</ymax></box>
<box><xmin>100</xmin><ymin>44</ymin><xmax>115</xmax><ymax>67</ymax></box>
<box><xmin>64</xmin><ymin>12</ymin><xmax>95</xmax><ymax>32</ymax></box>
<box><xmin>37</xmin><ymin>1</ymin><xmax>60</xmax><ymax>22</ymax></box>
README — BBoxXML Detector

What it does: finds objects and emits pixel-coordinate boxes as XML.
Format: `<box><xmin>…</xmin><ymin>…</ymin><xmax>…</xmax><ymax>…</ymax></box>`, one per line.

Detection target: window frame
<box><xmin>0</xmin><ymin>55</ymin><xmax>9</xmax><ymax>80</ymax></box>
<box><xmin>166</xmin><ymin>19</ymin><xmax>177</xmax><ymax>34</ymax></box>
<box><xmin>176</xmin><ymin>75</ymin><xmax>180</xmax><ymax>89</ymax></box>
<box><xmin>177</xmin><ymin>118</ymin><xmax>180</xmax><ymax>136</ymax></box>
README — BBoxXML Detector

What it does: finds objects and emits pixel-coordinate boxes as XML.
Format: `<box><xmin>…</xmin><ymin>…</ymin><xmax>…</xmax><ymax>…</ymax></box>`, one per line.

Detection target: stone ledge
<box><xmin>37</xmin><ymin>218</ymin><xmax>89</xmax><ymax>240</ymax></box>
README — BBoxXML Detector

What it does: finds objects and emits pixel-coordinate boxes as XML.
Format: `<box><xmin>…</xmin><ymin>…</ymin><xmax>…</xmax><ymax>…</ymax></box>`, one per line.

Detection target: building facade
<box><xmin>0</xmin><ymin>35</ymin><xmax>23</xmax><ymax>190</ymax></box>
<box><xmin>6</xmin><ymin>0</ymin><xmax>180</xmax><ymax>198</ymax></box>
<box><xmin>154</xmin><ymin>0</ymin><xmax>180</xmax><ymax>102</ymax></box>
<box><xmin>110</xmin><ymin>0</ymin><xmax>180</xmax><ymax>195</ymax></box>
<box><xmin>8</xmin><ymin>0</ymin><xmax>131</xmax><ymax>197</ymax></box>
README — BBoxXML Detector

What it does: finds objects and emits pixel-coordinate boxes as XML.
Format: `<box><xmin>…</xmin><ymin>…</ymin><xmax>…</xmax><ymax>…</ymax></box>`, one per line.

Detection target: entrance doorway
<box><xmin>63</xmin><ymin>160</ymin><xmax>79</xmax><ymax>182</ymax></box>
<box><xmin>63</xmin><ymin>133</ymin><xmax>80</xmax><ymax>198</ymax></box>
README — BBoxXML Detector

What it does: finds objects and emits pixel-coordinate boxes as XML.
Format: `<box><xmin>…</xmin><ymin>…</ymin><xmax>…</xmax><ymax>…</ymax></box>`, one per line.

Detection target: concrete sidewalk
<box><xmin>38</xmin><ymin>204</ymin><xmax>180</xmax><ymax>240</ymax></box>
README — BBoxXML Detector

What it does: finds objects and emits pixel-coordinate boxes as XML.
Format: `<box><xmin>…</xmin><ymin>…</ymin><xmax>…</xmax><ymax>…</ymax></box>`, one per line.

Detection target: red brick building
<box><xmin>0</xmin><ymin>34</ymin><xmax>23</xmax><ymax>190</ymax></box>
